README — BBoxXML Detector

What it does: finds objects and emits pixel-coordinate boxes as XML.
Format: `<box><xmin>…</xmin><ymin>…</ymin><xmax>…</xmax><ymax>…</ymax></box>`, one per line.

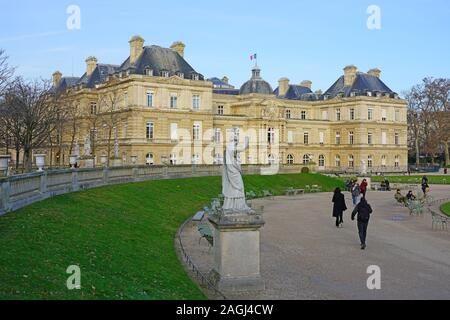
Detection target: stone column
<box><xmin>208</xmin><ymin>212</ymin><xmax>265</xmax><ymax>292</ymax></box>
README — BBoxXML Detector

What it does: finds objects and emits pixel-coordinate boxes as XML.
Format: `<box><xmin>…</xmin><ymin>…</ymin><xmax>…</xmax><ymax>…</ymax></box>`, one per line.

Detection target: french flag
<box><xmin>250</xmin><ymin>53</ymin><xmax>257</xmax><ymax>60</ymax></box>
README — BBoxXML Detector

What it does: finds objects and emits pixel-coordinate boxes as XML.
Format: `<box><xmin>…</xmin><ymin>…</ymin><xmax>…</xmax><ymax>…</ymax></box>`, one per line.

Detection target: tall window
<box><xmin>193</xmin><ymin>123</ymin><xmax>201</xmax><ymax>141</ymax></box>
<box><xmin>335</xmin><ymin>131</ymin><xmax>341</xmax><ymax>145</ymax></box>
<box><xmin>335</xmin><ymin>155</ymin><xmax>341</xmax><ymax>167</ymax></box>
<box><xmin>217</xmin><ymin>105</ymin><xmax>224</xmax><ymax>115</ymax></box>
<box><xmin>214</xmin><ymin>128</ymin><xmax>221</xmax><ymax>143</ymax></box>
<box><xmin>319</xmin><ymin>155</ymin><xmax>325</xmax><ymax>167</ymax></box>
<box><xmin>287</xmin><ymin>154</ymin><xmax>294</xmax><ymax>165</ymax></box>
<box><xmin>395</xmin><ymin>155</ymin><xmax>400</xmax><ymax>168</ymax></box>
<box><xmin>368</xmin><ymin>155</ymin><xmax>373</xmax><ymax>168</ymax></box>
<box><xmin>301</xmin><ymin>110</ymin><xmax>307</xmax><ymax>120</ymax></box>
<box><xmin>170</xmin><ymin>153</ymin><xmax>177</xmax><ymax>165</ymax></box>
<box><xmin>395</xmin><ymin>110</ymin><xmax>400</xmax><ymax>122</ymax></box>
<box><xmin>146</xmin><ymin>122</ymin><xmax>154</xmax><ymax>139</ymax></box>
<box><xmin>348</xmin><ymin>131</ymin><xmax>354</xmax><ymax>145</ymax></box>
<box><xmin>146</xmin><ymin>91</ymin><xmax>154</xmax><ymax>107</ymax></box>
<box><xmin>395</xmin><ymin>132</ymin><xmax>399</xmax><ymax>145</ymax></box>
<box><xmin>348</xmin><ymin>155</ymin><xmax>354</xmax><ymax>168</ymax></box>
<box><xmin>268</xmin><ymin>127</ymin><xmax>275</xmax><ymax>144</ymax></box>
<box><xmin>336</xmin><ymin>108</ymin><xmax>341</xmax><ymax>121</ymax></box>
<box><xmin>382</xmin><ymin>130</ymin><xmax>387</xmax><ymax>145</ymax></box>
<box><xmin>319</xmin><ymin>131</ymin><xmax>324</xmax><ymax>144</ymax></box>
<box><xmin>368</xmin><ymin>131</ymin><xmax>373</xmax><ymax>144</ymax></box>
<box><xmin>381</xmin><ymin>109</ymin><xmax>387</xmax><ymax>121</ymax></box>
<box><xmin>192</xmin><ymin>154</ymin><xmax>200</xmax><ymax>165</ymax></box>
<box><xmin>285</xmin><ymin>109</ymin><xmax>291</xmax><ymax>119</ymax></box>
<box><xmin>90</xmin><ymin>102</ymin><xmax>97</xmax><ymax>115</ymax></box>
<box><xmin>303</xmin><ymin>131</ymin><xmax>309</xmax><ymax>145</ymax></box>
<box><xmin>268</xmin><ymin>154</ymin><xmax>276</xmax><ymax>165</ymax></box>
<box><xmin>170</xmin><ymin>94</ymin><xmax>177</xmax><ymax>109</ymax></box>
<box><xmin>287</xmin><ymin>130</ymin><xmax>293</xmax><ymax>144</ymax></box>
<box><xmin>192</xmin><ymin>94</ymin><xmax>200</xmax><ymax>110</ymax></box>
<box><xmin>368</xmin><ymin>108</ymin><xmax>373</xmax><ymax>120</ymax></box>
<box><xmin>170</xmin><ymin>123</ymin><xmax>178</xmax><ymax>141</ymax></box>
<box><xmin>349</xmin><ymin>108</ymin><xmax>355</xmax><ymax>120</ymax></box>
<box><xmin>145</xmin><ymin>153</ymin><xmax>154</xmax><ymax>165</ymax></box>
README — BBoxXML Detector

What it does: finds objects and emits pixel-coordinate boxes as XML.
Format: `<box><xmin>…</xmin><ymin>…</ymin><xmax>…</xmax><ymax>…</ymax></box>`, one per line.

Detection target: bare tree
<box><xmin>4</xmin><ymin>78</ymin><xmax>60</xmax><ymax>171</ymax></box>
<box><xmin>98</xmin><ymin>89</ymin><xmax>124</xmax><ymax>166</ymax></box>
<box><xmin>0</xmin><ymin>49</ymin><xmax>14</xmax><ymax>95</ymax></box>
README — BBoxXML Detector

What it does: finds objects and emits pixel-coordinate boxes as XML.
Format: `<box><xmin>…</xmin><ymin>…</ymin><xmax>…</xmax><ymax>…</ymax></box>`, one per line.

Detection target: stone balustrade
<box><xmin>0</xmin><ymin>164</ymin><xmax>306</xmax><ymax>215</ymax></box>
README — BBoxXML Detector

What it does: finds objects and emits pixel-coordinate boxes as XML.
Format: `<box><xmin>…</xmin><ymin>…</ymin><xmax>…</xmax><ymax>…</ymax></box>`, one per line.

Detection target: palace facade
<box><xmin>50</xmin><ymin>35</ymin><xmax>408</xmax><ymax>172</ymax></box>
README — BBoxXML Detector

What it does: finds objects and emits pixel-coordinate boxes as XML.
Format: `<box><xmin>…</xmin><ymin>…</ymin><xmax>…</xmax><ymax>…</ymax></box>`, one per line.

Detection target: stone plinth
<box><xmin>80</xmin><ymin>157</ymin><xmax>94</xmax><ymax>168</ymax></box>
<box><xmin>208</xmin><ymin>211</ymin><xmax>265</xmax><ymax>292</ymax></box>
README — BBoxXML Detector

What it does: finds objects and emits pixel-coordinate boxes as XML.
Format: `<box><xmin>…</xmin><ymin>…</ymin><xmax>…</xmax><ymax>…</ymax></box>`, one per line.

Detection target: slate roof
<box><xmin>208</xmin><ymin>77</ymin><xmax>234</xmax><ymax>89</ymax></box>
<box><xmin>323</xmin><ymin>72</ymin><xmax>395</xmax><ymax>98</ymax></box>
<box><xmin>77</xmin><ymin>64</ymin><xmax>120</xmax><ymax>88</ymax></box>
<box><xmin>118</xmin><ymin>45</ymin><xmax>204</xmax><ymax>80</ymax></box>
<box><xmin>274</xmin><ymin>84</ymin><xmax>319</xmax><ymax>101</ymax></box>
<box><xmin>239</xmin><ymin>66</ymin><xmax>273</xmax><ymax>95</ymax></box>
<box><xmin>212</xmin><ymin>89</ymin><xmax>240</xmax><ymax>95</ymax></box>
<box><xmin>53</xmin><ymin>77</ymin><xmax>79</xmax><ymax>93</ymax></box>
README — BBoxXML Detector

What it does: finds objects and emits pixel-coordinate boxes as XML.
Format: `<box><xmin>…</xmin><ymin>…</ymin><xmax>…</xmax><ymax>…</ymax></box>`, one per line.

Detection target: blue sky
<box><xmin>0</xmin><ymin>0</ymin><xmax>449</xmax><ymax>94</ymax></box>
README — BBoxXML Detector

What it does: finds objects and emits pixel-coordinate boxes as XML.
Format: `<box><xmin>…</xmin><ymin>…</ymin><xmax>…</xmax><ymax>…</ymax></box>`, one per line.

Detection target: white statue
<box><xmin>222</xmin><ymin>135</ymin><xmax>250</xmax><ymax>212</ymax></box>
<box><xmin>84</xmin><ymin>135</ymin><xmax>91</xmax><ymax>156</ymax></box>
<box><xmin>360</xmin><ymin>159</ymin><xmax>367</xmax><ymax>175</ymax></box>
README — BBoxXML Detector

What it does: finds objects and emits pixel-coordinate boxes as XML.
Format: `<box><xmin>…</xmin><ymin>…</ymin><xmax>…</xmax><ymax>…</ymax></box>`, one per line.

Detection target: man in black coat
<box><xmin>332</xmin><ymin>187</ymin><xmax>347</xmax><ymax>228</ymax></box>
<box><xmin>351</xmin><ymin>197</ymin><xmax>373</xmax><ymax>250</ymax></box>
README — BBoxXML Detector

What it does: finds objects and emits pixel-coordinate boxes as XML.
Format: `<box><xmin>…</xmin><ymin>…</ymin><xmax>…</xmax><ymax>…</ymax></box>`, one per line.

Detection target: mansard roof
<box><xmin>274</xmin><ymin>84</ymin><xmax>319</xmax><ymax>101</ymax></box>
<box><xmin>323</xmin><ymin>72</ymin><xmax>395</xmax><ymax>98</ymax></box>
<box><xmin>118</xmin><ymin>45</ymin><xmax>204</xmax><ymax>80</ymax></box>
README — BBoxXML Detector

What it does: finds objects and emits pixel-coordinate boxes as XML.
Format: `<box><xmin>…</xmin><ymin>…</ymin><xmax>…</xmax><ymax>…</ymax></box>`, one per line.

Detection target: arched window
<box><xmin>319</xmin><ymin>155</ymin><xmax>325</xmax><ymax>167</ymax></box>
<box><xmin>335</xmin><ymin>155</ymin><xmax>341</xmax><ymax>167</ymax></box>
<box><xmin>367</xmin><ymin>155</ymin><xmax>373</xmax><ymax>168</ymax></box>
<box><xmin>268</xmin><ymin>154</ymin><xmax>276</xmax><ymax>165</ymax></box>
<box><xmin>287</xmin><ymin>154</ymin><xmax>294</xmax><ymax>165</ymax></box>
<box><xmin>145</xmin><ymin>153</ymin><xmax>154</xmax><ymax>165</ymax></box>
<box><xmin>303</xmin><ymin>154</ymin><xmax>310</xmax><ymax>165</ymax></box>
<box><xmin>348</xmin><ymin>155</ymin><xmax>354</xmax><ymax>168</ymax></box>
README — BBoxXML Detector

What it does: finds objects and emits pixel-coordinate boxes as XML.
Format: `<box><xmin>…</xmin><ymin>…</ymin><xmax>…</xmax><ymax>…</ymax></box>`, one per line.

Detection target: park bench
<box><xmin>310</xmin><ymin>185</ymin><xmax>322</xmax><ymax>193</ymax></box>
<box><xmin>430</xmin><ymin>209</ymin><xmax>448</xmax><ymax>231</ymax></box>
<box><xmin>285</xmin><ymin>187</ymin><xmax>305</xmax><ymax>196</ymax></box>
<box><xmin>192</xmin><ymin>211</ymin><xmax>205</xmax><ymax>222</ymax></box>
<box><xmin>198</xmin><ymin>223</ymin><xmax>214</xmax><ymax>246</ymax></box>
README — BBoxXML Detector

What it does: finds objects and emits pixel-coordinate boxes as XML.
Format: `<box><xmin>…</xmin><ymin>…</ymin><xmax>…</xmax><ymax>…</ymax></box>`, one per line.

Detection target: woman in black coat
<box><xmin>332</xmin><ymin>187</ymin><xmax>347</xmax><ymax>227</ymax></box>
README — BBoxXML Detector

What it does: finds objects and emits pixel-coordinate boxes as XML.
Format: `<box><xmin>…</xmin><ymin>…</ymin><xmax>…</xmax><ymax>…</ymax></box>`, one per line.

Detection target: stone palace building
<box><xmin>50</xmin><ymin>35</ymin><xmax>408</xmax><ymax>172</ymax></box>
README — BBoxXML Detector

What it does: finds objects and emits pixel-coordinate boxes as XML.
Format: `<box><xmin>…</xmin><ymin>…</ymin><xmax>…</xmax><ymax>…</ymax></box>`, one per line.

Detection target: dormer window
<box><xmin>161</xmin><ymin>70</ymin><xmax>169</xmax><ymax>78</ymax></box>
<box><xmin>191</xmin><ymin>73</ymin><xmax>199</xmax><ymax>81</ymax></box>
<box><xmin>376</xmin><ymin>92</ymin><xmax>382</xmax><ymax>97</ymax></box>
<box><xmin>367</xmin><ymin>91</ymin><xmax>372</xmax><ymax>97</ymax></box>
<box><xmin>144</xmin><ymin>67</ymin><xmax>153</xmax><ymax>76</ymax></box>
<box><xmin>177</xmin><ymin>72</ymin><xmax>184</xmax><ymax>78</ymax></box>
<box><xmin>350</xmin><ymin>91</ymin><xmax>356</xmax><ymax>97</ymax></box>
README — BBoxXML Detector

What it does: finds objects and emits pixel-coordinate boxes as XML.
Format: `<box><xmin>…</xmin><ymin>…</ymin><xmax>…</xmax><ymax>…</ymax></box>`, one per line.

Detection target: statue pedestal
<box><xmin>80</xmin><ymin>157</ymin><xmax>94</xmax><ymax>168</ymax></box>
<box><xmin>208</xmin><ymin>211</ymin><xmax>265</xmax><ymax>292</ymax></box>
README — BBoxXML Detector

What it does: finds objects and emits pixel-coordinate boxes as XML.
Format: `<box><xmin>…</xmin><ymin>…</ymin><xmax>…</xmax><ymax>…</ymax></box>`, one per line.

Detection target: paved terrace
<box><xmin>180</xmin><ymin>185</ymin><xmax>450</xmax><ymax>299</ymax></box>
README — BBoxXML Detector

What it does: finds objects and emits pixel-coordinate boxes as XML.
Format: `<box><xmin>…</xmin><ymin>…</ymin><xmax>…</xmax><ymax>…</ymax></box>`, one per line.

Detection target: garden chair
<box><xmin>198</xmin><ymin>223</ymin><xmax>214</xmax><ymax>246</ymax></box>
<box><xmin>430</xmin><ymin>210</ymin><xmax>448</xmax><ymax>231</ymax></box>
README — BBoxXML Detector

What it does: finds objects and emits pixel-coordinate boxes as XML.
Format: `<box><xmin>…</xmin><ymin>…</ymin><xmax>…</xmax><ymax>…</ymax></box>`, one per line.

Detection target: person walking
<box><xmin>351</xmin><ymin>197</ymin><xmax>373</xmax><ymax>250</ymax></box>
<box><xmin>332</xmin><ymin>187</ymin><xmax>347</xmax><ymax>228</ymax></box>
<box><xmin>421</xmin><ymin>175</ymin><xmax>429</xmax><ymax>195</ymax></box>
<box><xmin>360</xmin><ymin>179</ymin><xmax>368</xmax><ymax>198</ymax></box>
<box><xmin>351</xmin><ymin>181</ymin><xmax>361</xmax><ymax>206</ymax></box>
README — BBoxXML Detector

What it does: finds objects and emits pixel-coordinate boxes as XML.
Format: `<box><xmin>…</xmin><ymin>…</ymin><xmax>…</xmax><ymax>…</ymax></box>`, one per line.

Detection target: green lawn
<box><xmin>371</xmin><ymin>175</ymin><xmax>450</xmax><ymax>185</ymax></box>
<box><xmin>0</xmin><ymin>173</ymin><xmax>343</xmax><ymax>300</ymax></box>
<box><xmin>440</xmin><ymin>202</ymin><xmax>450</xmax><ymax>217</ymax></box>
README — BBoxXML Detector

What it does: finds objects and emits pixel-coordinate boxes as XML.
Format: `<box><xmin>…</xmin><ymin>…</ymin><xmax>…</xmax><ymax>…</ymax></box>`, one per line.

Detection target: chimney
<box><xmin>52</xmin><ymin>71</ymin><xmax>62</xmax><ymax>87</ymax></box>
<box><xmin>170</xmin><ymin>41</ymin><xmax>185</xmax><ymax>57</ymax></box>
<box><xmin>85</xmin><ymin>56</ymin><xmax>97</xmax><ymax>77</ymax></box>
<box><xmin>368</xmin><ymin>68</ymin><xmax>381</xmax><ymax>78</ymax></box>
<box><xmin>315</xmin><ymin>89</ymin><xmax>323</xmax><ymax>95</ymax></box>
<box><xmin>300</xmin><ymin>80</ymin><xmax>312</xmax><ymax>89</ymax></box>
<box><xmin>129</xmin><ymin>35</ymin><xmax>145</xmax><ymax>64</ymax></box>
<box><xmin>222</xmin><ymin>76</ymin><xmax>229</xmax><ymax>84</ymax></box>
<box><xmin>343</xmin><ymin>65</ymin><xmax>358</xmax><ymax>87</ymax></box>
<box><xmin>278</xmin><ymin>77</ymin><xmax>290</xmax><ymax>96</ymax></box>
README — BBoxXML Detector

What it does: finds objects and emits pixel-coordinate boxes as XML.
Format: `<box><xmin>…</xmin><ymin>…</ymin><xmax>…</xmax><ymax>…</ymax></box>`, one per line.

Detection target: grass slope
<box><xmin>440</xmin><ymin>202</ymin><xmax>450</xmax><ymax>217</ymax></box>
<box><xmin>371</xmin><ymin>175</ymin><xmax>450</xmax><ymax>185</ymax></box>
<box><xmin>0</xmin><ymin>173</ymin><xmax>343</xmax><ymax>300</ymax></box>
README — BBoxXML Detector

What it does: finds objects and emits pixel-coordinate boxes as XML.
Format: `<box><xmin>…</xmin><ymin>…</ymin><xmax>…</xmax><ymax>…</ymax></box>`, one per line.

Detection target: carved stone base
<box><xmin>208</xmin><ymin>211</ymin><xmax>265</xmax><ymax>292</ymax></box>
